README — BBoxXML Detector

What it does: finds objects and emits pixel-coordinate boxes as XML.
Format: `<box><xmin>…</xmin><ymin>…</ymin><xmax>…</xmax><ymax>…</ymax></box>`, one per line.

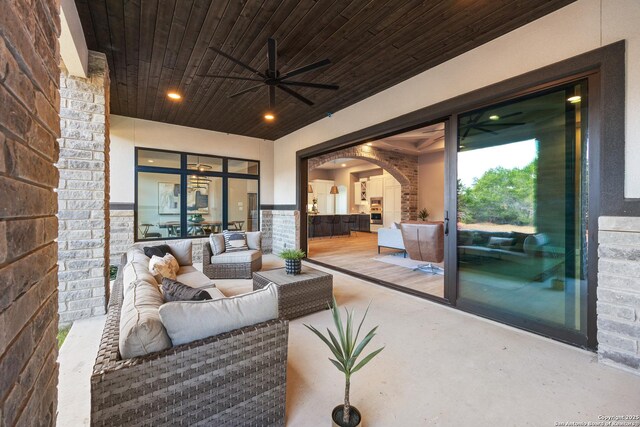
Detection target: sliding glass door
<box><xmin>455</xmin><ymin>80</ymin><xmax>589</xmax><ymax>344</ymax></box>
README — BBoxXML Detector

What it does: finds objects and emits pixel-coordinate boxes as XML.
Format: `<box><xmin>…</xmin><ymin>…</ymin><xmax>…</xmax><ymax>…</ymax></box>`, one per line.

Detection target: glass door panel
<box><xmin>456</xmin><ymin>80</ymin><xmax>588</xmax><ymax>342</ymax></box>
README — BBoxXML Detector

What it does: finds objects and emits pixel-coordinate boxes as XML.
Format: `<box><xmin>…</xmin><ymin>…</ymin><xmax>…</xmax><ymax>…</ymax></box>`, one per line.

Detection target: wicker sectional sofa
<box><xmin>91</xmin><ymin>250</ymin><xmax>289</xmax><ymax>426</ymax></box>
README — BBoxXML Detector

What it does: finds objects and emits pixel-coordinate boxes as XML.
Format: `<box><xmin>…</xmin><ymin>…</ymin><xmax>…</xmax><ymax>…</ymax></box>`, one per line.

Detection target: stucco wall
<box><xmin>109</xmin><ymin>115</ymin><xmax>274</xmax><ymax>205</ymax></box>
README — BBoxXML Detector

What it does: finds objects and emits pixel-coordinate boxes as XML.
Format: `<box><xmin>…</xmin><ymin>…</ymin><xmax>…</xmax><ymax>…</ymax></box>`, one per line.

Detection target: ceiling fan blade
<box><xmin>209</xmin><ymin>46</ymin><xmax>265</xmax><ymax>77</ymax></box>
<box><xmin>269</xmin><ymin>86</ymin><xmax>276</xmax><ymax>109</ymax></box>
<box><xmin>268</xmin><ymin>38</ymin><xmax>277</xmax><ymax>76</ymax></box>
<box><xmin>496</xmin><ymin>112</ymin><xmax>523</xmax><ymax>119</ymax></box>
<box><xmin>280</xmin><ymin>58</ymin><xmax>331</xmax><ymax>80</ymax></box>
<box><xmin>228</xmin><ymin>84</ymin><xmax>264</xmax><ymax>98</ymax></box>
<box><xmin>277</xmin><ymin>84</ymin><xmax>314</xmax><ymax>106</ymax></box>
<box><xmin>279</xmin><ymin>80</ymin><xmax>339</xmax><ymax>90</ymax></box>
<box><xmin>475</xmin><ymin>127</ymin><xmax>499</xmax><ymax>135</ymax></box>
<box><xmin>197</xmin><ymin>74</ymin><xmax>264</xmax><ymax>82</ymax></box>
<box><xmin>477</xmin><ymin>122</ymin><xmax>526</xmax><ymax>127</ymax></box>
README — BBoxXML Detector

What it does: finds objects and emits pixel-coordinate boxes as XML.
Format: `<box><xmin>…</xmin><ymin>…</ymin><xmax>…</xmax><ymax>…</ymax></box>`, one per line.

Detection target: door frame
<box><xmin>296</xmin><ymin>41</ymin><xmax>629</xmax><ymax>350</ymax></box>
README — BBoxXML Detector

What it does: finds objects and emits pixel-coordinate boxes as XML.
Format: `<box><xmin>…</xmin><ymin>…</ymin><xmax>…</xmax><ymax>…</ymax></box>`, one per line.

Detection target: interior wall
<box><xmin>273</xmin><ymin>0</ymin><xmax>640</xmax><ymax>203</ymax></box>
<box><xmin>110</xmin><ymin>115</ymin><xmax>274</xmax><ymax>204</ymax></box>
<box><xmin>418</xmin><ymin>151</ymin><xmax>445</xmax><ymax>221</ymax></box>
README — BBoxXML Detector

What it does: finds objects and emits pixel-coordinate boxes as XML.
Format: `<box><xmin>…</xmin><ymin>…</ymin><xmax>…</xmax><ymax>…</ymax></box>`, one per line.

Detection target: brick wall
<box><xmin>308</xmin><ymin>144</ymin><xmax>418</xmax><ymax>221</ymax></box>
<box><xmin>57</xmin><ymin>52</ymin><xmax>110</xmax><ymax>325</ymax></box>
<box><xmin>597</xmin><ymin>216</ymin><xmax>640</xmax><ymax>374</ymax></box>
<box><xmin>270</xmin><ymin>210</ymin><xmax>300</xmax><ymax>255</ymax></box>
<box><xmin>260</xmin><ymin>210</ymin><xmax>273</xmax><ymax>253</ymax></box>
<box><xmin>0</xmin><ymin>0</ymin><xmax>61</xmax><ymax>424</ymax></box>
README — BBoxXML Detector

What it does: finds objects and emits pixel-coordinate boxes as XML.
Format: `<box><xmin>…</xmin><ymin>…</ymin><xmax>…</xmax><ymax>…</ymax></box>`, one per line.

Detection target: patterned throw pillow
<box><xmin>223</xmin><ymin>230</ymin><xmax>248</xmax><ymax>252</ymax></box>
<box><xmin>149</xmin><ymin>253</ymin><xmax>179</xmax><ymax>280</ymax></box>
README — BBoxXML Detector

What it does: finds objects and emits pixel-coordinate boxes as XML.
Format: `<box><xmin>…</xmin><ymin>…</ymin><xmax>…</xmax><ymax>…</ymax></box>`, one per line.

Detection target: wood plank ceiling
<box><xmin>74</xmin><ymin>0</ymin><xmax>575</xmax><ymax>141</ymax></box>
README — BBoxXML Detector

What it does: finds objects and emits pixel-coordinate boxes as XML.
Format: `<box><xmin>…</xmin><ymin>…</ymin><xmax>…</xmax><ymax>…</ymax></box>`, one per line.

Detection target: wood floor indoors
<box><xmin>307</xmin><ymin>232</ymin><xmax>444</xmax><ymax>298</ymax></box>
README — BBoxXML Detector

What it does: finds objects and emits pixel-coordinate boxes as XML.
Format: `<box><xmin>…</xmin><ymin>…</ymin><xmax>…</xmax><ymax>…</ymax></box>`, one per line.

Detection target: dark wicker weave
<box><xmin>203</xmin><ymin>242</ymin><xmax>262</xmax><ymax>279</ymax></box>
<box><xmin>253</xmin><ymin>266</ymin><xmax>333</xmax><ymax>320</ymax></box>
<box><xmin>91</xmin><ymin>255</ymin><xmax>288</xmax><ymax>426</ymax></box>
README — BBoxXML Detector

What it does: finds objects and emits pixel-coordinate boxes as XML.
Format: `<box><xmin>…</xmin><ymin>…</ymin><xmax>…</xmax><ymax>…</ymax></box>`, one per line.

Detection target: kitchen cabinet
<box><xmin>368</xmin><ymin>176</ymin><xmax>383</xmax><ymax>198</ymax></box>
<box><xmin>383</xmin><ymin>174</ymin><xmax>402</xmax><ymax>227</ymax></box>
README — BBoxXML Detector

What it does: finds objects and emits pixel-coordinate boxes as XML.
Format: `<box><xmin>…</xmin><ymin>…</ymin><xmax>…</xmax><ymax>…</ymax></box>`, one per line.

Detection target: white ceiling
<box><xmin>367</xmin><ymin>122</ymin><xmax>445</xmax><ymax>155</ymax></box>
<box><xmin>315</xmin><ymin>158</ymin><xmax>374</xmax><ymax>170</ymax></box>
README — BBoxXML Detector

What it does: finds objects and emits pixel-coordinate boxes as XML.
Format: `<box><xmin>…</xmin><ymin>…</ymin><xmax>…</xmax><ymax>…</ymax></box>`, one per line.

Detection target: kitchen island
<box><xmin>308</xmin><ymin>214</ymin><xmax>370</xmax><ymax>238</ymax></box>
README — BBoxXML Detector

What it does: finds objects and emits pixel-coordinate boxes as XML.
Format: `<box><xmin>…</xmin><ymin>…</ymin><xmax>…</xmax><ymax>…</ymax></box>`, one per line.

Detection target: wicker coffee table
<box><xmin>253</xmin><ymin>266</ymin><xmax>333</xmax><ymax>320</ymax></box>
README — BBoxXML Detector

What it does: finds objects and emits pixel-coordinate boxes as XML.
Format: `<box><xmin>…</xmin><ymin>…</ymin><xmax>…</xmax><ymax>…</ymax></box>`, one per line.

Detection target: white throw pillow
<box><xmin>158</xmin><ymin>283</ymin><xmax>278</xmax><ymax>346</ymax></box>
<box><xmin>167</xmin><ymin>240</ymin><xmax>192</xmax><ymax>266</ymax></box>
<box><xmin>245</xmin><ymin>231</ymin><xmax>262</xmax><ymax>250</ymax></box>
<box><xmin>149</xmin><ymin>253</ymin><xmax>179</xmax><ymax>281</ymax></box>
<box><xmin>119</xmin><ymin>279</ymin><xmax>172</xmax><ymax>359</ymax></box>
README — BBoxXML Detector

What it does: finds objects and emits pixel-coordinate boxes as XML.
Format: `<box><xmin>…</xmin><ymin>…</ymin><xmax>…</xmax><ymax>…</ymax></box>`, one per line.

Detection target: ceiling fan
<box><xmin>459</xmin><ymin>112</ymin><xmax>525</xmax><ymax>140</ymax></box>
<box><xmin>201</xmin><ymin>38</ymin><xmax>339</xmax><ymax>113</ymax></box>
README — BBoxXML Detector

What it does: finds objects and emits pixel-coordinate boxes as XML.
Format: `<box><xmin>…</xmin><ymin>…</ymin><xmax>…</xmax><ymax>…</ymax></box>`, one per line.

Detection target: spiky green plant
<box><xmin>418</xmin><ymin>208</ymin><xmax>430</xmax><ymax>221</ymax></box>
<box><xmin>304</xmin><ymin>297</ymin><xmax>384</xmax><ymax>425</ymax></box>
<box><xmin>278</xmin><ymin>248</ymin><xmax>306</xmax><ymax>260</ymax></box>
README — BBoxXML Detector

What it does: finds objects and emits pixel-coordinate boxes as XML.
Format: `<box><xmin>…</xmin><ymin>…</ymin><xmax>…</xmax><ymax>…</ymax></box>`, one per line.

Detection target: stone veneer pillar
<box><xmin>271</xmin><ymin>210</ymin><xmax>300</xmax><ymax>255</ymax></box>
<box><xmin>0</xmin><ymin>0</ymin><xmax>61</xmax><ymax>423</ymax></box>
<box><xmin>597</xmin><ymin>216</ymin><xmax>640</xmax><ymax>374</ymax></box>
<box><xmin>57</xmin><ymin>52</ymin><xmax>110</xmax><ymax>325</ymax></box>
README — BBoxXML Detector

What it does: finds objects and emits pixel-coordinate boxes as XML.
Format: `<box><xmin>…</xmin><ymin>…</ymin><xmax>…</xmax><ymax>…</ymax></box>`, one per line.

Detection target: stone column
<box><xmin>597</xmin><ymin>216</ymin><xmax>640</xmax><ymax>374</ymax></box>
<box><xmin>0</xmin><ymin>0</ymin><xmax>61</xmax><ymax>423</ymax></box>
<box><xmin>260</xmin><ymin>210</ymin><xmax>274</xmax><ymax>253</ymax></box>
<box><xmin>57</xmin><ymin>52</ymin><xmax>110</xmax><ymax>325</ymax></box>
<box><xmin>272</xmin><ymin>210</ymin><xmax>300</xmax><ymax>255</ymax></box>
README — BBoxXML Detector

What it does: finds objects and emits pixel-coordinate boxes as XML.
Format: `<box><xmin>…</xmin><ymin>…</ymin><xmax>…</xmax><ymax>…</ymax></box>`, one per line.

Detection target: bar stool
<box><xmin>330</xmin><ymin>215</ymin><xmax>341</xmax><ymax>237</ymax></box>
<box><xmin>310</xmin><ymin>216</ymin><xmax>321</xmax><ymax>238</ymax></box>
<box><xmin>321</xmin><ymin>215</ymin><xmax>334</xmax><ymax>237</ymax></box>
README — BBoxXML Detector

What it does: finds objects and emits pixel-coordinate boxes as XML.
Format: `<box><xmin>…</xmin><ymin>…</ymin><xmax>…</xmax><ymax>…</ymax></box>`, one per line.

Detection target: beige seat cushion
<box><xmin>119</xmin><ymin>279</ymin><xmax>172</xmax><ymax>359</ymax></box>
<box><xmin>122</xmin><ymin>261</ymin><xmax>158</xmax><ymax>295</ymax></box>
<box><xmin>176</xmin><ymin>265</ymin><xmax>215</xmax><ymax>289</ymax></box>
<box><xmin>159</xmin><ymin>283</ymin><xmax>278</xmax><ymax>346</ymax></box>
<box><xmin>203</xmin><ymin>287</ymin><xmax>226</xmax><ymax>299</ymax></box>
<box><xmin>126</xmin><ymin>247</ymin><xmax>150</xmax><ymax>265</ymax></box>
<box><xmin>211</xmin><ymin>249</ymin><xmax>261</xmax><ymax>264</ymax></box>
<box><xmin>167</xmin><ymin>240</ymin><xmax>192</xmax><ymax>266</ymax></box>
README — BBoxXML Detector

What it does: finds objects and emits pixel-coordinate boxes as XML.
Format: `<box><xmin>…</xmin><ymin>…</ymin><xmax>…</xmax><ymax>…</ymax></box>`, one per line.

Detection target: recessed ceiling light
<box><xmin>366</xmin><ymin>143</ymin><xmax>373</xmax><ymax>146</ymax></box>
<box><xmin>567</xmin><ymin>96</ymin><xmax>581</xmax><ymax>104</ymax></box>
<box><xmin>489</xmin><ymin>115</ymin><xmax>500</xmax><ymax>120</ymax></box>
<box><xmin>167</xmin><ymin>92</ymin><xmax>182</xmax><ymax>100</ymax></box>
<box><xmin>264</xmin><ymin>112</ymin><xmax>275</xmax><ymax>121</ymax></box>
<box><xmin>148</xmin><ymin>159</ymin><xmax>154</xmax><ymax>163</ymax></box>
<box><xmin>341</xmin><ymin>163</ymin><xmax>347</xmax><ymax>167</ymax></box>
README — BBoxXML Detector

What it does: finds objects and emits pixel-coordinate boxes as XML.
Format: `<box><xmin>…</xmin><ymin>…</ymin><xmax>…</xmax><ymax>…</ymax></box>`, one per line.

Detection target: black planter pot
<box><xmin>285</xmin><ymin>259</ymin><xmax>302</xmax><ymax>275</ymax></box>
<box><xmin>331</xmin><ymin>405</ymin><xmax>362</xmax><ymax>427</ymax></box>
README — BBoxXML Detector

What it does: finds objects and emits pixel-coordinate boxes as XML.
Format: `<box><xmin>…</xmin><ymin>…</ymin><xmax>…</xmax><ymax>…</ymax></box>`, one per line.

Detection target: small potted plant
<box><xmin>189</xmin><ymin>213</ymin><xmax>204</xmax><ymax>223</ymax></box>
<box><xmin>305</xmin><ymin>297</ymin><xmax>384</xmax><ymax>427</ymax></box>
<box><xmin>279</xmin><ymin>248</ymin><xmax>306</xmax><ymax>275</ymax></box>
<box><xmin>418</xmin><ymin>208</ymin><xmax>430</xmax><ymax>221</ymax></box>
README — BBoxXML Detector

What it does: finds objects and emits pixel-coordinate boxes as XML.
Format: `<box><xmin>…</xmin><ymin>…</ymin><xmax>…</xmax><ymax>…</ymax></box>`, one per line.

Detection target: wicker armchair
<box><xmin>203</xmin><ymin>242</ymin><xmax>262</xmax><ymax>279</ymax></box>
<box><xmin>91</xmin><ymin>256</ymin><xmax>288</xmax><ymax>426</ymax></box>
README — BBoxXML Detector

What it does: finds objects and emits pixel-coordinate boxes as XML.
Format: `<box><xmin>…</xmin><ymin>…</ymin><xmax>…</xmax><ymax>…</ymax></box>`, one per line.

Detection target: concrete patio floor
<box><xmin>58</xmin><ymin>255</ymin><xmax>640</xmax><ymax>426</ymax></box>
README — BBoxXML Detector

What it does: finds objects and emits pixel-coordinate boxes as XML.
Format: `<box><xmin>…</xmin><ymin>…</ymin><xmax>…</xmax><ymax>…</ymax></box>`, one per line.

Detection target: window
<box><xmin>135</xmin><ymin>149</ymin><xmax>260</xmax><ymax>241</ymax></box>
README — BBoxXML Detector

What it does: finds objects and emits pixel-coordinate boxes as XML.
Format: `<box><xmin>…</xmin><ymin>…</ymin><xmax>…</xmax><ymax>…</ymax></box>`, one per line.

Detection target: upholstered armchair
<box><xmin>400</xmin><ymin>222</ymin><xmax>445</xmax><ymax>274</ymax></box>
